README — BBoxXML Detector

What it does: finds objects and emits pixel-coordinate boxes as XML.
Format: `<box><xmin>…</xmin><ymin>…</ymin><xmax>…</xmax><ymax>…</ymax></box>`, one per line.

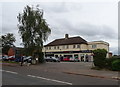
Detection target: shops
<box><xmin>45</xmin><ymin>50</ymin><xmax>93</xmax><ymax>62</ymax></box>
<box><xmin>43</xmin><ymin>34</ymin><xmax>109</xmax><ymax>61</ymax></box>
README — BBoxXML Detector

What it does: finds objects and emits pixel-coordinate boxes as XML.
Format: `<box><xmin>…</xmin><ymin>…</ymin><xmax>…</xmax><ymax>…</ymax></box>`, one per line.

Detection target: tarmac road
<box><xmin>2</xmin><ymin>62</ymin><xmax>119</xmax><ymax>86</ymax></box>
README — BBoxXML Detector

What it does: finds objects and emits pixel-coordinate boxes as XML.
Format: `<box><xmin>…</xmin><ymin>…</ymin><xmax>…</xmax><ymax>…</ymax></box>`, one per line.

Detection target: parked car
<box><xmin>69</xmin><ymin>57</ymin><xmax>80</xmax><ymax>62</ymax></box>
<box><xmin>75</xmin><ymin>58</ymin><xmax>80</xmax><ymax>62</ymax></box>
<box><xmin>63</xmin><ymin>57</ymin><xmax>80</xmax><ymax>62</ymax></box>
<box><xmin>44</xmin><ymin>57</ymin><xmax>60</xmax><ymax>62</ymax></box>
<box><xmin>23</xmin><ymin>56</ymin><xmax>32</xmax><ymax>63</ymax></box>
<box><xmin>8</xmin><ymin>56</ymin><xmax>15</xmax><ymax>61</ymax></box>
<box><xmin>2</xmin><ymin>55</ymin><xmax>9</xmax><ymax>61</ymax></box>
<box><xmin>63</xmin><ymin>57</ymin><xmax>70</xmax><ymax>61</ymax></box>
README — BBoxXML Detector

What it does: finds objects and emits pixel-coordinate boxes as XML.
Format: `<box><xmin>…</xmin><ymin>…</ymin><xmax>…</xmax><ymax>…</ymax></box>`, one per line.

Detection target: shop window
<box><xmin>74</xmin><ymin>54</ymin><xmax>78</xmax><ymax>59</ymax></box>
<box><xmin>80</xmin><ymin>54</ymin><xmax>84</xmax><ymax>61</ymax></box>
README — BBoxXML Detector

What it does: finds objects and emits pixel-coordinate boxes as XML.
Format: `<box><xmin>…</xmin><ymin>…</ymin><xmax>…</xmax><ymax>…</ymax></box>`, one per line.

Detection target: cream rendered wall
<box><xmin>43</xmin><ymin>41</ymin><xmax>109</xmax><ymax>53</ymax></box>
<box><xmin>80</xmin><ymin>44</ymin><xmax>88</xmax><ymax>50</ymax></box>
<box><xmin>43</xmin><ymin>44</ymin><xmax>82</xmax><ymax>52</ymax></box>
<box><xmin>96</xmin><ymin>44</ymin><xmax>109</xmax><ymax>51</ymax></box>
<box><xmin>88</xmin><ymin>41</ymin><xmax>109</xmax><ymax>52</ymax></box>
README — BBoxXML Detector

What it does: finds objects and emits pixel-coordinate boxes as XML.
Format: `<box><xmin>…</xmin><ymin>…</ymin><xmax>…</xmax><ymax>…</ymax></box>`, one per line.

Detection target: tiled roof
<box><xmin>45</xmin><ymin>36</ymin><xmax>87</xmax><ymax>46</ymax></box>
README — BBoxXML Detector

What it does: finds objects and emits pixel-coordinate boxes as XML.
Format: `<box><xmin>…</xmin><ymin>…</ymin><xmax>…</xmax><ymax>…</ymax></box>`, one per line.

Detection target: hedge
<box><xmin>112</xmin><ymin>59</ymin><xmax>120</xmax><ymax>71</ymax></box>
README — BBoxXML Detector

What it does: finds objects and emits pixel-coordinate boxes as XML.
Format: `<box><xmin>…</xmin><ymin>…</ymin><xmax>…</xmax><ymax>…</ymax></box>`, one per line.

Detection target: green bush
<box><xmin>93</xmin><ymin>49</ymin><xmax>107</xmax><ymax>68</ymax></box>
<box><xmin>112</xmin><ymin>59</ymin><xmax>120</xmax><ymax>71</ymax></box>
<box><xmin>105</xmin><ymin>58</ymin><xmax>118</xmax><ymax>70</ymax></box>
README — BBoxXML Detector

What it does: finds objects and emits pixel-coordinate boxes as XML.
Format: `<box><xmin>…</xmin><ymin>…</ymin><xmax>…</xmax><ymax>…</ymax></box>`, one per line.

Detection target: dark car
<box><xmin>44</xmin><ymin>57</ymin><xmax>60</xmax><ymax>62</ymax></box>
<box><xmin>23</xmin><ymin>56</ymin><xmax>32</xmax><ymax>63</ymax></box>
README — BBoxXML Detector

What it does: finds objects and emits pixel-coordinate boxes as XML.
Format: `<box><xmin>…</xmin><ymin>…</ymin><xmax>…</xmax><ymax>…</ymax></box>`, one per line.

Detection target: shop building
<box><xmin>43</xmin><ymin>34</ymin><xmax>109</xmax><ymax>61</ymax></box>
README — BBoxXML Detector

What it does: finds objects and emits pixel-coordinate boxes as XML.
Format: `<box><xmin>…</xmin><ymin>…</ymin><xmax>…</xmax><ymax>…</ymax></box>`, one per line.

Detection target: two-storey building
<box><xmin>43</xmin><ymin>34</ymin><xmax>109</xmax><ymax>61</ymax></box>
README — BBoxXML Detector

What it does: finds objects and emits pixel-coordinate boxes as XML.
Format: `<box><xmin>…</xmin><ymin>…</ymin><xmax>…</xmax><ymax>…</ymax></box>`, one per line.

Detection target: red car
<box><xmin>8</xmin><ymin>56</ymin><xmax>15</xmax><ymax>61</ymax></box>
<box><xmin>63</xmin><ymin>57</ymin><xmax>70</xmax><ymax>61</ymax></box>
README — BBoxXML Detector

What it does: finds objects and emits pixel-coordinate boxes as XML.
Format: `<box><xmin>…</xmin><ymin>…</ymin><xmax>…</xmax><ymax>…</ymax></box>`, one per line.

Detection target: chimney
<box><xmin>65</xmin><ymin>34</ymin><xmax>69</xmax><ymax>39</ymax></box>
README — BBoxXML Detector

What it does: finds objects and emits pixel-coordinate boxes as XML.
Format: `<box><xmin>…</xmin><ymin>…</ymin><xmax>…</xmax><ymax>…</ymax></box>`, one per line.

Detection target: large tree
<box><xmin>0</xmin><ymin>33</ymin><xmax>16</xmax><ymax>54</ymax></box>
<box><xmin>17</xmin><ymin>5</ymin><xmax>51</xmax><ymax>63</ymax></box>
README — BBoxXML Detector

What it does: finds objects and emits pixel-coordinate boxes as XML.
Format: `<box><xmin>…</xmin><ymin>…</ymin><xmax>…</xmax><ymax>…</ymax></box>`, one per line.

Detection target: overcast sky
<box><xmin>1</xmin><ymin>0</ymin><xmax>118</xmax><ymax>55</ymax></box>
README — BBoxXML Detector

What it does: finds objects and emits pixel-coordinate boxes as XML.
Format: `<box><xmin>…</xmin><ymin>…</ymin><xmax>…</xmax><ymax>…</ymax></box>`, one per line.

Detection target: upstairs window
<box><xmin>63</xmin><ymin>46</ymin><xmax>65</xmax><ymax>49</ymax></box>
<box><xmin>45</xmin><ymin>47</ymin><xmax>48</xmax><ymax>50</ymax></box>
<box><xmin>92</xmin><ymin>44</ymin><xmax>97</xmax><ymax>48</ymax></box>
<box><xmin>57</xmin><ymin>46</ymin><xmax>59</xmax><ymax>49</ymax></box>
<box><xmin>77</xmin><ymin>45</ymin><xmax>80</xmax><ymax>48</ymax></box>
<box><xmin>49</xmin><ymin>47</ymin><xmax>51</xmax><ymax>50</ymax></box>
<box><xmin>73</xmin><ymin>45</ymin><xmax>76</xmax><ymax>48</ymax></box>
<box><xmin>54</xmin><ymin>46</ymin><xmax>56</xmax><ymax>49</ymax></box>
<box><xmin>66</xmin><ymin>45</ymin><xmax>69</xmax><ymax>49</ymax></box>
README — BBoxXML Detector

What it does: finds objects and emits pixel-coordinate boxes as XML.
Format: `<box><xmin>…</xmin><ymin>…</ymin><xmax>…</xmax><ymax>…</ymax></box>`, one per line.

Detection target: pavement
<box><xmin>63</xmin><ymin>68</ymin><xmax>120</xmax><ymax>80</ymax></box>
<box><xmin>1</xmin><ymin>62</ymin><xmax>120</xmax><ymax>81</ymax></box>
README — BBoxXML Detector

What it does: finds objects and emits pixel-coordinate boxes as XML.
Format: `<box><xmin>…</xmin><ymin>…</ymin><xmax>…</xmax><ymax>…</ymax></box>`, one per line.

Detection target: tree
<box><xmin>93</xmin><ymin>49</ymin><xmax>107</xmax><ymax>68</ymax></box>
<box><xmin>17</xmin><ymin>5</ymin><xmax>51</xmax><ymax>63</ymax></box>
<box><xmin>0</xmin><ymin>33</ymin><xmax>16</xmax><ymax>54</ymax></box>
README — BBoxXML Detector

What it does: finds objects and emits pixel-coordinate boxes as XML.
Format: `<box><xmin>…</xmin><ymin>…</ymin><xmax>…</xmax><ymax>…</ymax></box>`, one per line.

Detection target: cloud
<box><xmin>48</xmin><ymin>17</ymin><xmax>117</xmax><ymax>40</ymax></box>
<box><xmin>110</xmin><ymin>47</ymin><xmax>118</xmax><ymax>55</ymax></box>
<box><xmin>1</xmin><ymin>2</ymin><xmax>118</xmax><ymax>54</ymax></box>
<box><xmin>39</xmin><ymin>2</ymin><xmax>82</xmax><ymax>13</ymax></box>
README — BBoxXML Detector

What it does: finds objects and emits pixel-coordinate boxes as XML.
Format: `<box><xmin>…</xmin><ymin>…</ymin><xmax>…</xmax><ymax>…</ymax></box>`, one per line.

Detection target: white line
<box><xmin>0</xmin><ymin>69</ymin><xmax>3</xmax><ymax>72</ymax></box>
<box><xmin>27</xmin><ymin>75</ymin><xmax>72</xmax><ymax>85</ymax></box>
<box><xmin>4</xmin><ymin>70</ymin><xmax>18</xmax><ymax>74</ymax></box>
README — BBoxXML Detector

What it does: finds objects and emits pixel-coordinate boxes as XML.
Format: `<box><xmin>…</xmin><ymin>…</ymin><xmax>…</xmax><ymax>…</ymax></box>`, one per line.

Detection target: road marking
<box><xmin>1</xmin><ymin>70</ymin><xmax>18</xmax><ymax>74</ymax></box>
<box><xmin>27</xmin><ymin>75</ymin><xmax>72</xmax><ymax>85</ymax></box>
<box><xmin>0</xmin><ymin>69</ymin><xmax>3</xmax><ymax>72</ymax></box>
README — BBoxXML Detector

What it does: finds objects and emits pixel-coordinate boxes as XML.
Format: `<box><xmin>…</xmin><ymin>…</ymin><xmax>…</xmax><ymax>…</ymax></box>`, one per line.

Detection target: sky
<box><xmin>0</xmin><ymin>0</ymin><xmax>119</xmax><ymax>55</ymax></box>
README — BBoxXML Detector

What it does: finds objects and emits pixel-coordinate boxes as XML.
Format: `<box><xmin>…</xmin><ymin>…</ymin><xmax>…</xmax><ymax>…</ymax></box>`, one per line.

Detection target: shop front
<box><xmin>45</xmin><ymin>50</ymin><xmax>93</xmax><ymax>62</ymax></box>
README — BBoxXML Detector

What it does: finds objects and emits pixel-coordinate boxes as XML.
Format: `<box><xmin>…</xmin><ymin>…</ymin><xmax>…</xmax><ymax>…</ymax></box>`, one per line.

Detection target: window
<box><xmin>57</xmin><ymin>46</ymin><xmax>59</xmax><ymax>49</ymax></box>
<box><xmin>77</xmin><ymin>45</ymin><xmax>80</xmax><ymax>48</ymax></box>
<box><xmin>46</xmin><ymin>47</ymin><xmax>48</xmax><ymax>50</ymax></box>
<box><xmin>92</xmin><ymin>44</ymin><xmax>97</xmax><ymax>48</ymax></box>
<box><xmin>49</xmin><ymin>47</ymin><xmax>51</xmax><ymax>50</ymax></box>
<box><xmin>73</xmin><ymin>45</ymin><xmax>76</xmax><ymax>48</ymax></box>
<box><xmin>66</xmin><ymin>45</ymin><xmax>69</xmax><ymax>49</ymax></box>
<box><xmin>63</xmin><ymin>46</ymin><xmax>65</xmax><ymax>49</ymax></box>
<box><xmin>54</xmin><ymin>46</ymin><xmax>56</xmax><ymax>49</ymax></box>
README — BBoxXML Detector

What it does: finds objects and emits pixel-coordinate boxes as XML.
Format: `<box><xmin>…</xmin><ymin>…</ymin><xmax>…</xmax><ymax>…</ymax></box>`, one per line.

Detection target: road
<box><xmin>2</xmin><ymin>62</ymin><xmax>119</xmax><ymax>86</ymax></box>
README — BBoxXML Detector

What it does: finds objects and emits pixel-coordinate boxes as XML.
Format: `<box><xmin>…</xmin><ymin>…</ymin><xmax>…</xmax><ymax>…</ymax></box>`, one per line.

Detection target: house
<box><xmin>43</xmin><ymin>34</ymin><xmax>109</xmax><ymax>62</ymax></box>
<box><xmin>8</xmin><ymin>47</ymin><xmax>24</xmax><ymax>57</ymax></box>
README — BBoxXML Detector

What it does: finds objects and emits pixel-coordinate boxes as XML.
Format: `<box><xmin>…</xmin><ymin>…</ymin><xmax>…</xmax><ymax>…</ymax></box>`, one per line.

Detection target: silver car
<box><xmin>45</xmin><ymin>57</ymin><xmax>60</xmax><ymax>62</ymax></box>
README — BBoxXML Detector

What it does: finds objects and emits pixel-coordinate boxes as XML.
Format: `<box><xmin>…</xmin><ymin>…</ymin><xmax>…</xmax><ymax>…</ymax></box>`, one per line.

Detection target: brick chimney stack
<box><xmin>65</xmin><ymin>34</ymin><xmax>69</xmax><ymax>39</ymax></box>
